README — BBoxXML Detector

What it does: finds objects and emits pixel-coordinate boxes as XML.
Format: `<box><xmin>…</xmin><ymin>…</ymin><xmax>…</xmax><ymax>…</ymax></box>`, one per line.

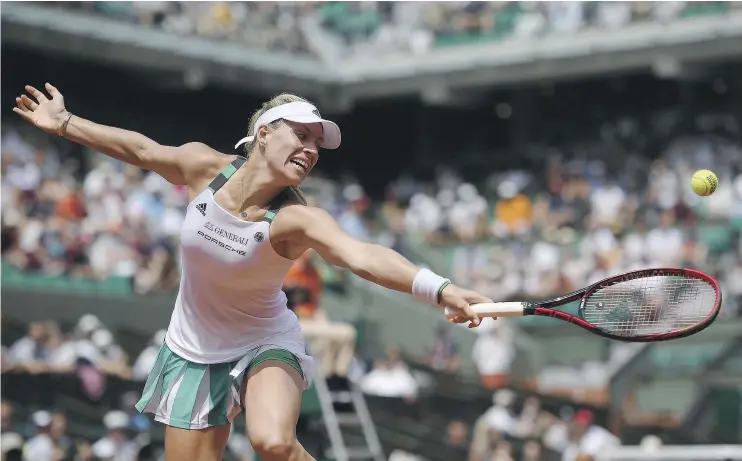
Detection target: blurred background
<box><xmin>2</xmin><ymin>1</ymin><xmax>742</xmax><ymax>461</ymax></box>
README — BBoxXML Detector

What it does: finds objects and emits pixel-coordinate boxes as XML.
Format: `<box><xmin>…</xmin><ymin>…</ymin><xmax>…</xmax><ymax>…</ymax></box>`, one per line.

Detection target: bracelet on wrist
<box><xmin>436</xmin><ymin>281</ymin><xmax>451</xmax><ymax>305</ymax></box>
<box><xmin>57</xmin><ymin>112</ymin><xmax>73</xmax><ymax>137</ymax></box>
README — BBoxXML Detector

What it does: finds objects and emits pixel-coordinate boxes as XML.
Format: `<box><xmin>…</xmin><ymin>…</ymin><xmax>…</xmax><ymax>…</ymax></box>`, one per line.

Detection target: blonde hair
<box><xmin>243</xmin><ymin>93</ymin><xmax>310</xmax><ymax>205</ymax></box>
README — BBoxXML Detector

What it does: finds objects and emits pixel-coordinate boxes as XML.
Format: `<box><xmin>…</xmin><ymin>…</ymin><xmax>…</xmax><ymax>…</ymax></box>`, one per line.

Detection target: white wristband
<box><xmin>412</xmin><ymin>268</ymin><xmax>451</xmax><ymax>305</ymax></box>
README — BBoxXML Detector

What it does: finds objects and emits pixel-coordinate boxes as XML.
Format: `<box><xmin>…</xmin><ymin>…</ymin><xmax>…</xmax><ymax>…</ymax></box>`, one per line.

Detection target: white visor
<box><xmin>234</xmin><ymin>101</ymin><xmax>341</xmax><ymax>150</ymax></box>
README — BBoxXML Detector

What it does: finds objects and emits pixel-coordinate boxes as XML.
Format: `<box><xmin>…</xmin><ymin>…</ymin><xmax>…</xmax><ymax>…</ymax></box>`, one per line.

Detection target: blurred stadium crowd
<box><xmin>4</xmin><ymin>121</ymin><xmax>741</xmax><ymax>303</ymax></box>
<box><xmin>57</xmin><ymin>1</ymin><xmax>740</xmax><ymax>57</ymax></box>
<box><xmin>1</xmin><ymin>314</ymin><xmax>148</xmax><ymax>461</ymax></box>
<box><xmin>401</xmin><ymin>135</ymin><xmax>742</xmax><ymax>309</ymax></box>
<box><xmin>2</xmin><ymin>313</ymin><xmax>620</xmax><ymax>461</ymax></box>
<box><xmin>2</xmin><ymin>125</ymin><xmax>185</xmax><ymax>294</ymax></box>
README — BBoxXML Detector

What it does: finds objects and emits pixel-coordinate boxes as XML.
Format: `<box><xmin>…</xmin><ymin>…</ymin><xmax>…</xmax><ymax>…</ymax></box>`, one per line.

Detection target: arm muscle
<box><xmin>63</xmin><ymin>115</ymin><xmax>220</xmax><ymax>187</ymax></box>
<box><xmin>277</xmin><ymin>206</ymin><xmax>419</xmax><ymax>294</ymax></box>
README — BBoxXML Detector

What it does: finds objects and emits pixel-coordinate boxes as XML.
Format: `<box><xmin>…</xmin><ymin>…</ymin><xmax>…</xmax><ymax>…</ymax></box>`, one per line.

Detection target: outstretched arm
<box><xmin>278</xmin><ymin>206</ymin><xmax>491</xmax><ymax>327</ymax></box>
<box><xmin>13</xmin><ymin>83</ymin><xmax>219</xmax><ymax>187</ymax></box>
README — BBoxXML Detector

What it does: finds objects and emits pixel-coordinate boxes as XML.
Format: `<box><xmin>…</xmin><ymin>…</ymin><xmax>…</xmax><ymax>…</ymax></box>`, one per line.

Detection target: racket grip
<box><xmin>445</xmin><ymin>302</ymin><xmax>525</xmax><ymax>318</ymax></box>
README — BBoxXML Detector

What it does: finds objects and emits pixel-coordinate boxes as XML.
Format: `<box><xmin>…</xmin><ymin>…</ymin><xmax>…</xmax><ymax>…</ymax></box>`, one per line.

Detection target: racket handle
<box><xmin>445</xmin><ymin>302</ymin><xmax>525</xmax><ymax>318</ymax></box>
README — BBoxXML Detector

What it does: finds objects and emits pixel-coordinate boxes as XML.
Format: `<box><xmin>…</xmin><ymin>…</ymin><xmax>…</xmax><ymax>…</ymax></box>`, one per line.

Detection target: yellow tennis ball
<box><xmin>691</xmin><ymin>169</ymin><xmax>718</xmax><ymax>196</ymax></box>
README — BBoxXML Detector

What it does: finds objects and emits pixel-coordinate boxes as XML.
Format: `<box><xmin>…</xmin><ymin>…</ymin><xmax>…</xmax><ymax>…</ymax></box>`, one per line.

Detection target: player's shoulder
<box><xmin>275</xmin><ymin>202</ymin><xmax>335</xmax><ymax>232</ymax></box>
<box><xmin>278</xmin><ymin>202</ymin><xmax>331</xmax><ymax>221</ymax></box>
<box><xmin>176</xmin><ymin>143</ymin><xmax>242</xmax><ymax>192</ymax></box>
<box><xmin>179</xmin><ymin>142</ymin><xmax>230</xmax><ymax>167</ymax></box>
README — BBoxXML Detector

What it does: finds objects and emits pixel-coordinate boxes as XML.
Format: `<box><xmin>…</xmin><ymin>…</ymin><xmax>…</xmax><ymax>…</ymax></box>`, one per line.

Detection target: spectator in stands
<box><xmin>22</xmin><ymin>410</ymin><xmax>58</xmax><ymax>461</ymax></box>
<box><xmin>561</xmin><ymin>409</ymin><xmax>620</xmax><ymax>461</ymax></box>
<box><xmin>375</xmin><ymin>189</ymin><xmax>414</xmax><ymax>259</ymax></box>
<box><xmin>39</xmin><ymin>317</ymin><xmax>100</xmax><ymax>375</ymax></box>
<box><xmin>490</xmin><ymin>440</ymin><xmax>514</xmax><ymax>461</ymax></box>
<box><xmin>442</xmin><ymin>419</ymin><xmax>469</xmax><ymax>459</ymax></box>
<box><xmin>1</xmin><ymin>401</ymin><xmax>16</xmax><ymax>433</ymax></box>
<box><xmin>91</xmin><ymin>410</ymin><xmax>139</xmax><ymax>461</ymax></box>
<box><xmin>1</xmin><ymin>401</ymin><xmax>24</xmax><ymax>460</ymax></box>
<box><xmin>589</xmin><ymin>179</ymin><xmax>625</xmax><ymax>228</ymax></box>
<box><xmin>7</xmin><ymin>322</ymin><xmax>50</xmax><ymax>374</ymax></box>
<box><xmin>49</xmin><ymin>413</ymin><xmax>73</xmax><ymax>461</ymax></box>
<box><xmin>645</xmin><ymin>210</ymin><xmax>684</xmax><ymax>266</ymax></box>
<box><xmin>73</xmin><ymin>341</ymin><xmax>108</xmax><ymax>402</ymax></box>
<box><xmin>449</xmin><ymin>183</ymin><xmax>488</xmax><ymax>242</ymax></box>
<box><xmin>285</xmin><ymin>251</ymin><xmax>357</xmax><ymax>378</ymax></box>
<box><xmin>44</xmin><ymin>321</ymin><xmax>79</xmax><ymax>374</ymax></box>
<box><xmin>404</xmin><ymin>189</ymin><xmax>444</xmax><ymax>237</ymax></box>
<box><xmin>120</xmin><ymin>392</ymin><xmax>152</xmax><ymax>435</ymax></box>
<box><xmin>480</xmin><ymin>390</ymin><xmax>517</xmax><ymax>437</ymax></box>
<box><xmin>50</xmin><ymin>0</ymin><xmax>737</xmax><ymax>59</ymax></box>
<box><xmin>492</xmin><ymin>181</ymin><xmax>533</xmax><ymax>237</ymax></box>
<box><xmin>472</xmin><ymin>319</ymin><xmax>515</xmax><ymax>389</ymax></box>
<box><xmin>358</xmin><ymin>347</ymin><xmax>418</xmax><ymax>400</ymax></box>
<box><xmin>1</xmin><ymin>432</ymin><xmax>24</xmax><ymax>461</ymax></box>
<box><xmin>512</xmin><ymin>397</ymin><xmax>543</xmax><ymax>438</ymax></box>
<box><xmin>72</xmin><ymin>439</ymin><xmax>94</xmax><ymax>461</ymax></box>
<box><xmin>133</xmin><ymin>241</ymin><xmax>179</xmax><ymax>294</ymax></box>
<box><xmin>90</xmin><ymin>329</ymin><xmax>132</xmax><ymax>380</ymax></box>
<box><xmin>132</xmin><ymin>329</ymin><xmax>167</xmax><ymax>382</ymax></box>
<box><xmin>541</xmin><ymin>407</ymin><xmax>573</xmax><ymax>453</ymax></box>
<box><xmin>337</xmin><ymin>183</ymin><xmax>371</xmax><ymax>241</ymax></box>
<box><xmin>521</xmin><ymin>439</ymin><xmax>544</xmax><ymax>461</ymax></box>
<box><xmin>470</xmin><ymin>421</ymin><xmax>504</xmax><ymax>461</ymax></box>
<box><xmin>425</xmin><ymin>325</ymin><xmax>459</xmax><ymax>374</ymax></box>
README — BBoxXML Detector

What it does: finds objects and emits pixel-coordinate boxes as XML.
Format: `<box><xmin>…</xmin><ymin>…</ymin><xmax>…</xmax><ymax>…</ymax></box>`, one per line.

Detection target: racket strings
<box><xmin>582</xmin><ymin>276</ymin><xmax>718</xmax><ymax>337</ymax></box>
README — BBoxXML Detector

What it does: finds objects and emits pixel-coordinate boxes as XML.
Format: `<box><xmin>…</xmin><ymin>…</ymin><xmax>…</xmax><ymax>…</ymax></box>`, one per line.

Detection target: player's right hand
<box><xmin>439</xmin><ymin>284</ymin><xmax>492</xmax><ymax>328</ymax></box>
<box><xmin>13</xmin><ymin>83</ymin><xmax>69</xmax><ymax>134</ymax></box>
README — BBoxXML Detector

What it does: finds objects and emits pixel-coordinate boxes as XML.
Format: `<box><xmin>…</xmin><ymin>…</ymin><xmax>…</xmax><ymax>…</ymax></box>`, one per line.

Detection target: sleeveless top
<box><xmin>165</xmin><ymin>157</ymin><xmax>300</xmax><ymax>363</ymax></box>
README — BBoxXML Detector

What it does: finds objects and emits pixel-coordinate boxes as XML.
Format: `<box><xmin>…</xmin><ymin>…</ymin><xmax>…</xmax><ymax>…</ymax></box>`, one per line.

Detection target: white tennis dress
<box><xmin>136</xmin><ymin>157</ymin><xmax>313</xmax><ymax>429</ymax></box>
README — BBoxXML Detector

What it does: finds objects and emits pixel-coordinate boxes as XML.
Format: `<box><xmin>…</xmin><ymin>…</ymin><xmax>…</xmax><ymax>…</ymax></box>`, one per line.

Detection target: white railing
<box><xmin>597</xmin><ymin>444</ymin><xmax>742</xmax><ymax>461</ymax></box>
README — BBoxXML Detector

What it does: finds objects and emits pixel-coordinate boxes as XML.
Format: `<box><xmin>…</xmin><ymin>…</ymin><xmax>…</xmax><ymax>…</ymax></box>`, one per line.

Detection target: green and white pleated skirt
<box><xmin>135</xmin><ymin>341</ymin><xmax>309</xmax><ymax>430</ymax></box>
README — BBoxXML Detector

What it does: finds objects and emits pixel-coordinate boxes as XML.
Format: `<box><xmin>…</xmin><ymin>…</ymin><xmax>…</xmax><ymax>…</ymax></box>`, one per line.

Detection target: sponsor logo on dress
<box><xmin>196</xmin><ymin>203</ymin><xmax>207</xmax><ymax>216</ymax></box>
<box><xmin>197</xmin><ymin>231</ymin><xmax>247</xmax><ymax>256</ymax></box>
<box><xmin>254</xmin><ymin>232</ymin><xmax>265</xmax><ymax>243</ymax></box>
<box><xmin>203</xmin><ymin>222</ymin><xmax>249</xmax><ymax>246</ymax></box>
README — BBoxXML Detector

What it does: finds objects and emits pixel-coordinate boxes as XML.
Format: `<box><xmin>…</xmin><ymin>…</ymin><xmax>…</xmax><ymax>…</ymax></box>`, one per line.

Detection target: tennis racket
<box><xmin>446</xmin><ymin>268</ymin><xmax>722</xmax><ymax>342</ymax></box>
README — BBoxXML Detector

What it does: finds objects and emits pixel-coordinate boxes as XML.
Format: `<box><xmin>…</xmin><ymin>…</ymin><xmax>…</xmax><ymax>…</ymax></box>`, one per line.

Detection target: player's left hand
<box><xmin>13</xmin><ymin>83</ymin><xmax>69</xmax><ymax>134</ymax></box>
<box><xmin>439</xmin><ymin>284</ymin><xmax>492</xmax><ymax>328</ymax></box>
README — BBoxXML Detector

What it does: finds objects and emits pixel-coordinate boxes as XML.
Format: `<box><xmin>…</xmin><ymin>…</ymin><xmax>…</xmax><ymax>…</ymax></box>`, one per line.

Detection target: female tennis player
<box><xmin>14</xmin><ymin>83</ymin><xmax>492</xmax><ymax>461</ymax></box>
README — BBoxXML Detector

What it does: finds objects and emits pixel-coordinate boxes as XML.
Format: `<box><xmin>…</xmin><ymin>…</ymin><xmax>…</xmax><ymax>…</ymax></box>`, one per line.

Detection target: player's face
<box><xmin>263</xmin><ymin>120</ymin><xmax>322</xmax><ymax>186</ymax></box>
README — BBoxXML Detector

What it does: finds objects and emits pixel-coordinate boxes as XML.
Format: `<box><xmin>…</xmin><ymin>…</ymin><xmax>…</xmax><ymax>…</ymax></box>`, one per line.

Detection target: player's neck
<box><xmin>234</xmin><ymin>166</ymin><xmax>285</xmax><ymax>211</ymax></box>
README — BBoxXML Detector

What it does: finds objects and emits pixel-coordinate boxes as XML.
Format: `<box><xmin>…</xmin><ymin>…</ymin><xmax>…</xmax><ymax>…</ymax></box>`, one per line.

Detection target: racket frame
<box><xmin>465</xmin><ymin>268</ymin><xmax>723</xmax><ymax>342</ymax></box>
